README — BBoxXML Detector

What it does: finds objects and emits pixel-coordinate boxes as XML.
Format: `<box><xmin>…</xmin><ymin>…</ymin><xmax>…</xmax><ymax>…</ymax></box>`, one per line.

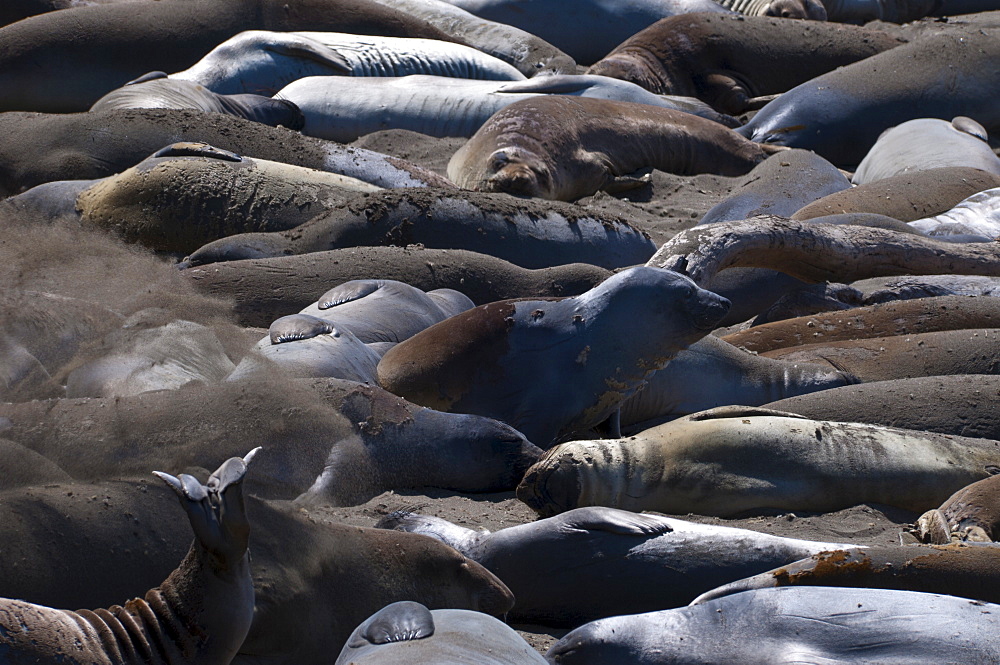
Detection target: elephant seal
<box><xmin>588</xmin><ymin>15</ymin><xmax>901</xmax><ymax>115</ymax></box>
<box><xmin>0</xmin><ymin>0</ymin><xmax>459</xmax><ymax>112</ymax></box>
<box><xmin>377</xmin><ymin>267</ymin><xmax>730</xmax><ymax>446</ymax></box>
<box><xmin>298</xmin><ymin>279</ymin><xmax>473</xmax><ymax>343</ymax></box>
<box><xmin>517</xmin><ymin>406</ymin><xmax>1000</xmax><ymax>517</ymax></box>
<box><xmin>0</xmin><ymin>109</ymin><xmax>452</xmax><ymax>197</ymax></box>
<box><xmin>37</xmin><ymin>142</ymin><xmax>379</xmax><ymax>253</ymax></box>
<box><xmin>856</xmin><ymin>275</ymin><xmax>1000</xmax><ymax>303</ymax></box>
<box><xmin>0</xmin><ymin>451</ymin><xmax>257</xmax><ymax>665</ymax></box>
<box><xmin>618</xmin><ymin>334</ymin><xmax>855</xmax><ymax>430</ymax></box>
<box><xmin>335</xmin><ymin>601</ymin><xmax>546</xmax><ymax>664</ymax></box>
<box><xmin>228</xmin><ymin>319</ymin><xmax>384</xmax><ymax>383</ymax></box>
<box><xmin>693</xmin><ymin>149</ymin><xmax>851</xmax><ymax>324</ymax></box>
<box><xmin>760</xmin><ymin>328</ymin><xmax>1000</xmax><ymax>382</ymax></box>
<box><xmin>378</xmin><ymin>507</ymin><xmax>859</xmax><ymax>625</ymax></box>
<box><xmin>182</xmin><ymin>246</ymin><xmax>612</xmax><ymax>327</ymax></box>
<box><xmin>439</xmin><ymin>0</ymin><xmax>733</xmax><ymax>65</ymax></box>
<box><xmin>171</xmin><ymin>30</ymin><xmax>524</xmax><ymax>97</ymax></box>
<box><xmin>852</xmin><ymin>117</ymin><xmax>1000</xmax><ymax>185</ymax></box>
<box><xmin>0</xmin><ymin>377</ymin><xmax>540</xmax><ymax>504</ymax></box>
<box><xmin>183</xmin><ymin>188</ymin><xmax>656</xmax><ymax>270</ymax></box>
<box><xmin>793</xmin><ymin>167</ymin><xmax>1000</xmax><ymax>222</ymax></box>
<box><xmin>722</xmin><ymin>295</ymin><xmax>1000</xmax><ymax>353</ymax></box>
<box><xmin>373</xmin><ymin>0</ymin><xmax>577</xmax><ymax>76</ymax></box>
<box><xmin>910</xmin><ymin>186</ymin><xmax>1000</xmax><ymax>239</ymax></box>
<box><xmin>449</xmin><ymin>96</ymin><xmax>784</xmax><ymax>201</ymax></box>
<box><xmin>692</xmin><ymin>544</ymin><xmax>1000</xmax><ymax>606</ymax></box>
<box><xmin>0</xmin><ymin>476</ymin><xmax>514</xmax><ymax>665</ymax></box>
<box><xmin>764</xmin><ymin>375</ymin><xmax>1000</xmax><ymax>441</ymax></box>
<box><xmin>0</xmin><ymin>438</ymin><xmax>72</xmax><ymax>488</ymax></box>
<box><xmin>914</xmin><ymin>472</ymin><xmax>1000</xmax><ymax>544</ymax></box>
<box><xmin>91</xmin><ymin>74</ymin><xmax>305</xmax><ymax>127</ymax></box>
<box><xmin>548</xmin><ymin>587</ymin><xmax>1000</xmax><ymax>664</ymax></box>
<box><xmin>737</xmin><ymin>30</ymin><xmax>1000</xmax><ymax>166</ymax></box>
<box><xmin>279</xmin><ymin>74</ymin><xmax>739</xmax><ymax>142</ymax></box>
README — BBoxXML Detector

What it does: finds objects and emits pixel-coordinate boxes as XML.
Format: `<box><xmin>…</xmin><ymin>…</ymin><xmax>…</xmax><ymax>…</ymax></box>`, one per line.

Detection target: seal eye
<box><xmin>489</xmin><ymin>150</ymin><xmax>510</xmax><ymax>170</ymax></box>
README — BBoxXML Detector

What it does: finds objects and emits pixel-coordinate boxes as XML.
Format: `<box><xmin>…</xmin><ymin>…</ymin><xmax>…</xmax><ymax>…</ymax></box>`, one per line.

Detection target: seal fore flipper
<box><xmin>350</xmin><ymin>601</ymin><xmax>435</xmax><ymax>647</ymax></box>
<box><xmin>559</xmin><ymin>506</ymin><xmax>673</xmax><ymax>536</ymax></box>
<box><xmin>319</xmin><ymin>280</ymin><xmax>384</xmax><ymax>308</ymax></box>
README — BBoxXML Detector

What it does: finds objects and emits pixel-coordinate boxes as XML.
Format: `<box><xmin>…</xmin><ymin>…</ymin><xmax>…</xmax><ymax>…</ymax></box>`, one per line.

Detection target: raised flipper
<box><xmin>348</xmin><ymin>601</ymin><xmax>436</xmax><ymax>647</ymax></box>
<box><xmin>556</xmin><ymin>506</ymin><xmax>673</xmax><ymax>536</ymax></box>
<box><xmin>126</xmin><ymin>71</ymin><xmax>169</xmax><ymax>85</ymax></box>
<box><xmin>269</xmin><ymin>314</ymin><xmax>337</xmax><ymax>344</ymax></box>
<box><xmin>318</xmin><ymin>280</ymin><xmax>386</xmax><ymax>308</ymax></box>
<box><xmin>952</xmin><ymin>116</ymin><xmax>989</xmax><ymax>142</ymax></box>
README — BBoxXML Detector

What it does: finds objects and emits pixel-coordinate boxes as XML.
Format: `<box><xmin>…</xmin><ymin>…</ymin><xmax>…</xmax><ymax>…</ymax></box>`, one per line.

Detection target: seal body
<box><xmin>914</xmin><ymin>473</ymin><xmax>1000</xmax><ymax>543</ymax></box>
<box><xmin>335</xmin><ymin>602</ymin><xmax>546</xmax><ymax>664</ymax></box>
<box><xmin>910</xmin><ymin>186</ymin><xmax>1000</xmax><ymax>239</ymax></box>
<box><xmin>547</xmin><ymin>587</ymin><xmax>1000</xmax><ymax>664</ymax></box>
<box><xmin>379</xmin><ymin>507</ymin><xmax>859</xmax><ymax>624</ymax></box>
<box><xmin>377</xmin><ymin>267</ymin><xmax>730</xmax><ymax>445</ymax></box>
<box><xmin>588</xmin><ymin>14</ymin><xmax>902</xmax><ymax>114</ymax></box>
<box><xmin>280</xmin><ymin>74</ymin><xmax>738</xmax><ymax>142</ymax></box>
<box><xmin>449</xmin><ymin>96</ymin><xmax>781</xmax><ymax>201</ymax></box>
<box><xmin>517</xmin><ymin>406</ymin><xmax>1000</xmax><ymax>517</ymax></box>
<box><xmin>853</xmin><ymin>117</ymin><xmax>1000</xmax><ymax>185</ymax></box>
<box><xmin>738</xmin><ymin>30</ymin><xmax>1000</xmax><ymax>166</ymax></box>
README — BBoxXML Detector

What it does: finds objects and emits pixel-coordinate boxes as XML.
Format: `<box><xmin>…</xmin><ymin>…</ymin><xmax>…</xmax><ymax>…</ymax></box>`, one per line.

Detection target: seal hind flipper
<box><xmin>351</xmin><ymin>601</ymin><xmax>435</xmax><ymax>646</ymax></box>
<box><xmin>558</xmin><ymin>506</ymin><xmax>674</xmax><ymax>536</ymax></box>
<box><xmin>319</xmin><ymin>280</ymin><xmax>385</xmax><ymax>308</ymax></box>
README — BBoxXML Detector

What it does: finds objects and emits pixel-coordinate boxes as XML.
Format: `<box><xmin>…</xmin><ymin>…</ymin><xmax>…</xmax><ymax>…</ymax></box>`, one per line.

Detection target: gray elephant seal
<box><xmin>335</xmin><ymin>601</ymin><xmax>546</xmax><ymax>664</ymax></box>
<box><xmin>910</xmin><ymin>186</ymin><xmax>1000</xmax><ymax>239</ymax></box>
<box><xmin>737</xmin><ymin>29</ymin><xmax>1000</xmax><ymax>166</ymax></box>
<box><xmin>279</xmin><ymin>74</ymin><xmax>739</xmax><ymax>142</ymax></box>
<box><xmin>298</xmin><ymin>279</ymin><xmax>473</xmax><ymax>343</ymax></box>
<box><xmin>181</xmin><ymin>246</ymin><xmax>612</xmax><ymax>328</ymax></box>
<box><xmin>517</xmin><ymin>405</ymin><xmax>1000</xmax><ymax>517</ymax></box>
<box><xmin>441</xmin><ymin>0</ymin><xmax>732</xmax><ymax>65</ymax></box>
<box><xmin>0</xmin><ymin>451</ymin><xmax>257</xmax><ymax>665</ymax></box>
<box><xmin>0</xmin><ymin>475</ymin><xmax>513</xmax><ymax>665</ymax></box>
<box><xmin>914</xmin><ymin>472</ymin><xmax>1000</xmax><ymax>544</ymax></box>
<box><xmin>765</xmin><ymin>375</ymin><xmax>1000</xmax><ymax>441</ymax></box>
<box><xmin>0</xmin><ymin>109</ymin><xmax>451</xmax><ymax>197</ymax></box>
<box><xmin>852</xmin><ymin>117</ymin><xmax>1000</xmax><ymax>185</ymax></box>
<box><xmin>377</xmin><ymin>267</ymin><xmax>730</xmax><ymax>446</ymax></box>
<box><xmin>378</xmin><ymin>507</ymin><xmax>858</xmax><ymax>625</ymax></box>
<box><xmin>91</xmin><ymin>74</ymin><xmax>304</xmax><ymax>128</ymax></box>
<box><xmin>449</xmin><ymin>96</ymin><xmax>784</xmax><ymax>201</ymax></box>
<box><xmin>588</xmin><ymin>14</ymin><xmax>901</xmax><ymax>115</ymax></box>
<box><xmin>548</xmin><ymin>587</ymin><xmax>1000</xmax><ymax>664</ymax></box>
<box><xmin>183</xmin><ymin>188</ymin><xmax>656</xmax><ymax>270</ymax></box>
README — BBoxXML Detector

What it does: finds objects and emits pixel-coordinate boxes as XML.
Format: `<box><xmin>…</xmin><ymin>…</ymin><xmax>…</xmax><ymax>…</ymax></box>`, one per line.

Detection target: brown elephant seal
<box><xmin>764</xmin><ymin>375</ymin><xmax>1000</xmax><ymax>441</ymax></box>
<box><xmin>0</xmin><ymin>0</ymin><xmax>459</xmax><ymax>112</ymax></box>
<box><xmin>448</xmin><ymin>96</ymin><xmax>784</xmax><ymax>201</ymax></box>
<box><xmin>0</xmin><ymin>451</ymin><xmax>257</xmax><ymax>665</ymax></box>
<box><xmin>587</xmin><ymin>14</ymin><xmax>902</xmax><ymax>115</ymax></box>
<box><xmin>517</xmin><ymin>405</ymin><xmax>1000</xmax><ymax>518</ymax></box>
<box><xmin>181</xmin><ymin>246</ymin><xmax>612</xmax><ymax>328</ymax></box>
<box><xmin>0</xmin><ymin>475</ymin><xmax>513</xmax><ymax>665</ymax></box>
<box><xmin>334</xmin><ymin>601</ymin><xmax>547</xmax><ymax>665</ymax></box>
<box><xmin>793</xmin><ymin>167</ymin><xmax>1000</xmax><ymax>221</ymax></box>
<box><xmin>377</xmin><ymin>267</ymin><xmax>730</xmax><ymax>446</ymax></box>
<box><xmin>0</xmin><ymin>377</ymin><xmax>540</xmax><ymax>505</ymax></box>
<box><xmin>378</xmin><ymin>507</ymin><xmax>859</xmax><ymax>625</ymax></box>
<box><xmin>913</xmin><ymin>472</ymin><xmax>1000</xmax><ymax>544</ymax></box>
<box><xmin>0</xmin><ymin>108</ymin><xmax>451</xmax><ymax>197</ymax></box>
<box><xmin>722</xmin><ymin>295</ymin><xmax>1000</xmax><ymax>353</ymax></box>
<box><xmin>760</xmin><ymin>328</ymin><xmax>1000</xmax><ymax>382</ymax></box>
<box><xmin>691</xmin><ymin>544</ymin><xmax>1000</xmax><ymax>607</ymax></box>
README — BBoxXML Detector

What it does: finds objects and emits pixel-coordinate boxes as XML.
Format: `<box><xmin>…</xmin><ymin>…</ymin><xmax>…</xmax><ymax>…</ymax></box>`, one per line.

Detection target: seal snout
<box><xmin>690</xmin><ymin>290</ymin><xmax>731</xmax><ymax>330</ymax></box>
<box><xmin>516</xmin><ymin>449</ymin><xmax>579</xmax><ymax>517</ymax></box>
